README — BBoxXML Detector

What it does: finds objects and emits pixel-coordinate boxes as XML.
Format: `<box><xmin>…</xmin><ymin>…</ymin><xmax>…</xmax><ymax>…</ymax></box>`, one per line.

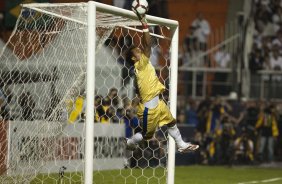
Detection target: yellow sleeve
<box><xmin>272</xmin><ymin>118</ymin><xmax>279</xmax><ymax>137</ymax></box>
<box><xmin>135</xmin><ymin>54</ymin><xmax>149</xmax><ymax>70</ymax></box>
<box><xmin>209</xmin><ymin>142</ymin><xmax>215</xmax><ymax>157</ymax></box>
<box><xmin>206</xmin><ymin>111</ymin><xmax>212</xmax><ymax>133</ymax></box>
<box><xmin>255</xmin><ymin>114</ymin><xmax>263</xmax><ymax>129</ymax></box>
<box><xmin>220</xmin><ymin>106</ymin><xmax>225</xmax><ymax>114</ymax></box>
<box><xmin>68</xmin><ymin>96</ymin><xmax>84</xmax><ymax>124</ymax></box>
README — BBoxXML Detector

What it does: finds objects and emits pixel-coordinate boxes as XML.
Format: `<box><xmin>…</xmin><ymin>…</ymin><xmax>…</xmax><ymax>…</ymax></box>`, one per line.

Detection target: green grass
<box><xmin>30</xmin><ymin>166</ymin><xmax>282</xmax><ymax>184</ymax></box>
<box><xmin>174</xmin><ymin>166</ymin><xmax>282</xmax><ymax>184</ymax></box>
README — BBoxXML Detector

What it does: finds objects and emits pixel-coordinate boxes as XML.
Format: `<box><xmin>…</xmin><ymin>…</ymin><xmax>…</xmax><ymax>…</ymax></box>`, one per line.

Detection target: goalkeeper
<box><xmin>125</xmin><ymin>12</ymin><xmax>199</xmax><ymax>153</ymax></box>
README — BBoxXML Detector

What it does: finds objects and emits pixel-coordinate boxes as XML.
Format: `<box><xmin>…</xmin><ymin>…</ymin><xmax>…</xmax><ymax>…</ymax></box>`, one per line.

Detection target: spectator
<box><xmin>249</xmin><ymin>48</ymin><xmax>265</xmax><ymax>98</ymax></box>
<box><xmin>186</xmin><ymin>99</ymin><xmax>199</xmax><ymax>126</ymax></box>
<box><xmin>193</xmin><ymin>131</ymin><xmax>207</xmax><ymax>164</ymax></box>
<box><xmin>196</xmin><ymin>96</ymin><xmax>212</xmax><ymax>133</ymax></box>
<box><xmin>277</xmin><ymin>103</ymin><xmax>282</xmax><ymax>161</ymax></box>
<box><xmin>269</xmin><ymin>46</ymin><xmax>282</xmax><ymax>98</ymax></box>
<box><xmin>249</xmin><ymin>48</ymin><xmax>264</xmax><ymax>73</ymax></box>
<box><xmin>107</xmin><ymin>87</ymin><xmax>120</xmax><ymax>108</ymax></box>
<box><xmin>269</xmin><ymin>46</ymin><xmax>282</xmax><ymax>71</ymax></box>
<box><xmin>176</xmin><ymin>97</ymin><xmax>188</xmax><ymax>124</ymax></box>
<box><xmin>94</xmin><ymin>95</ymin><xmax>104</xmax><ymax>122</ymax></box>
<box><xmin>254</xmin><ymin>2</ymin><xmax>274</xmax><ymax>37</ymax></box>
<box><xmin>183</xmin><ymin>26</ymin><xmax>197</xmax><ymax>53</ymax></box>
<box><xmin>121</xmin><ymin>95</ymin><xmax>131</xmax><ymax>110</ymax></box>
<box><xmin>261</xmin><ymin>36</ymin><xmax>272</xmax><ymax>59</ymax></box>
<box><xmin>216</xmin><ymin>116</ymin><xmax>236</xmax><ymax>165</ymax></box>
<box><xmin>182</xmin><ymin>26</ymin><xmax>205</xmax><ymax>96</ymax></box>
<box><xmin>100</xmin><ymin>96</ymin><xmax>111</xmax><ymax>123</ymax></box>
<box><xmin>177</xmin><ymin>109</ymin><xmax>186</xmax><ymax>124</ymax></box>
<box><xmin>272</xmin><ymin>8</ymin><xmax>282</xmax><ymax>35</ymax></box>
<box><xmin>212</xmin><ymin>45</ymin><xmax>231</xmax><ymax>96</ymax></box>
<box><xmin>94</xmin><ymin>91</ymin><xmax>123</xmax><ymax>123</ymax></box>
<box><xmin>244</xmin><ymin>100</ymin><xmax>260</xmax><ymax>139</ymax></box>
<box><xmin>184</xmin><ymin>39</ymin><xmax>204</xmax><ymax>67</ymax></box>
<box><xmin>234</xmin><ymin>129</ymin><xmax>254</xmax><ymax>164</ymax></box>
<box><xmin>214</xmin><ymin>45</ymin><xmax>231</xmax><ymax>69</ymax></box>
<box><xmin>225</xmin><ymin>92</ymin><xmax>246</xmax><ymax>126</ymax></box>
<box><xmin>191</xmin><ymin>12</ymin><xmax>211</xmax><ymax>51</ymax></box>
<box><xmin>272</xmin><ymin>31</ymin><xmax>282</xmax><ymax>52</ymax></box>
<box><xmin>106</xmin><ymin>106</ymin><xmax>119</xmax><ymax>123</ymax></box>
<box><xmin>204</xmin><ymin>97</ymin><xmax>226</xmax><ymax>134</ymax></box>
<box><xmin>182</xmin><ymin>26</ymin><xmax>204</xmax><ymax>67</ymax></box>
<box><xmin>256</xmin><ymin>105</ymin><xmax>279</xmax><ymax>162</ymax></box>
<box><xmin>68</xmin><ymin>90</ymin><xmax>85</xmax><ymax>123</ymax></box>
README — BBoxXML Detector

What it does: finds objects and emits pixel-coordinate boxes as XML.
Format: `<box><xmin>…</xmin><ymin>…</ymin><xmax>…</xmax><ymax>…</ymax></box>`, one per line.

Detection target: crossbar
<box><xmin>22</xmin><ymin>1</ymin><xmax>178</xmax><ymax>28</ymax></box>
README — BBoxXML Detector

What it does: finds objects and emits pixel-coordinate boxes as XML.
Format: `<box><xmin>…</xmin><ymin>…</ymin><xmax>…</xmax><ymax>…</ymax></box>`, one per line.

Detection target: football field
<box><xmin>31</xmin><ymin>165</ymin><xmax>282</xmax><ymax>184</ymax></box>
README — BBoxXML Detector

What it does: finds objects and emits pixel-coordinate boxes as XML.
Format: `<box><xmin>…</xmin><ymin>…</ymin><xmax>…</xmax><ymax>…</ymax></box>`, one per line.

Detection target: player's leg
<box><xmin>125</xmin><ymin>112</ymin><xmax>144</xmax><ymax>151</ymax></box>
<box><xmin>167</xmin><ymin>121</ymin><xmax>199</xmax><ymax>152</ymax></box>
<box><xmin>125</xmin><ymin>132</ymin><xmax>143</xmax><ymax>151</ymax></box>
<box><xmin>125</xmin><ymin>105</ymin><xmax>160</xmax><ymax>150</ymax></box>
<box><xmin>158</xmin><ymin>100</ymin><xmax>199</xmax><ymax>153</ymax></box>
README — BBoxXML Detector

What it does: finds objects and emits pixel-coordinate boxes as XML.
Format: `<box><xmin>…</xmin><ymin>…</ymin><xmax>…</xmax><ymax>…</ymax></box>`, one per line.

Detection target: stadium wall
<box><xmin>4</xmin><ymin>122</ymin><xmax>125</xmax><ymax>175</ymax></box>
<box><xmin>168</xmin><ymin>0</ymin><xmax>229</xmax><ymax>47</ymax></box>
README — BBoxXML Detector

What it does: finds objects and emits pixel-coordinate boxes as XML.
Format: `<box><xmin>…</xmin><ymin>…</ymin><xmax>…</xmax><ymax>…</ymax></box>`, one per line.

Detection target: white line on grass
<box><xmin>261</xmin><ymin>178</ymin><xmax>282</xmax><ymax>183</ymax></box>
<box><xmin>238</xmin><ymin>181</ymin><xmax>259</xmax><ymax>184</ymax></box>
<box><xmin>238</xmin><ymin>178</ymin><xmax>282</xmax><ymax>184</ymax></box>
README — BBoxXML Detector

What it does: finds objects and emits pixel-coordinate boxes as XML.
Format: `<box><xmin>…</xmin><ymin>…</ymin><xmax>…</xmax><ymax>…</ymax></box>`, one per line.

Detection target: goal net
<box><xmin>0</xmin><ymin>2</ymin><xmax>178</xmax><ymax>184</ymax></box>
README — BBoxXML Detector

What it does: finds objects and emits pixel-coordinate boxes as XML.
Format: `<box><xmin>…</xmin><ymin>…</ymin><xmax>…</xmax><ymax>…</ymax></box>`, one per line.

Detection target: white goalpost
<box><xmin>85</xmin><ymin>2</ymin><xmax>96</xmax><ymax>184</ymax></box>
<box><xmin>0</xmin><ymin>1</ymin><xmax>179</xmax><ymax>184</ymax></box>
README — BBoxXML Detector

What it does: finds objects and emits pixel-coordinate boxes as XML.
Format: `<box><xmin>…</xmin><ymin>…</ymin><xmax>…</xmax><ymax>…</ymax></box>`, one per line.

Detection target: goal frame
<box><xmin>21</xmin><ymin>1</ymin><xmax>179</xmax><ymax>184</ymax></box>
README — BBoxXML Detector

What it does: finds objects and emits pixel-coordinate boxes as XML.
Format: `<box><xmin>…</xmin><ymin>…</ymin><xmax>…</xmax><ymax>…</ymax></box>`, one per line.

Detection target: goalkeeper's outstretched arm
<box><xmin>138</xmin><ymin>14</ymin><xmax>151</xmax><ymax>58</ymax></box>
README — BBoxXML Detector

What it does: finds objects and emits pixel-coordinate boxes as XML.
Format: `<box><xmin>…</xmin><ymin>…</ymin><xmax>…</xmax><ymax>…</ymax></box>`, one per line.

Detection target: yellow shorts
<box><xmin>136</xmin><ymin>100</ymin><xmax>175</xmax><ymax>140</ymax></box>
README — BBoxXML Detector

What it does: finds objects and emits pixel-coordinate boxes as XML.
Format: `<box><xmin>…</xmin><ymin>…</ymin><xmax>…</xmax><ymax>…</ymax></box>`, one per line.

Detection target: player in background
<box><xmin>125</xmin><ymin>12</ymin><xmax>199</xmax><ymax>153</ymax></box>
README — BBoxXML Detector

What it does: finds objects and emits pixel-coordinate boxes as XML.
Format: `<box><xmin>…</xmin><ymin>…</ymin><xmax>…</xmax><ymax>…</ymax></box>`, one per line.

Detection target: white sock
<box><xmin>127</xmin><ymin>132</ymin><xmax>143</xmax><ymax>145</ymax></box>
<box><xmin>168</xmin><ymin>125</ymin><xmax>186</xmax><ymax>148</ymax></box>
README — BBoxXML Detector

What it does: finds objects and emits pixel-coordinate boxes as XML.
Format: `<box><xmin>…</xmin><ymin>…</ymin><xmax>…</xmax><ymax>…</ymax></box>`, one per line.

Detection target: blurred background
<box><xmin>0</xmin><ymin>0</ymin><xmax>281</xmax><ymax>169</ymax></box>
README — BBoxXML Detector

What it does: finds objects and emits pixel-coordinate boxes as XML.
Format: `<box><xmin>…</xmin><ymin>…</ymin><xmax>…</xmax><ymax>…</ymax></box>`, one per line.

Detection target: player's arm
<box><xmin>138</xmin><ymin>14</ymin><xmax>151</xmax><ymax>58</ymax></box>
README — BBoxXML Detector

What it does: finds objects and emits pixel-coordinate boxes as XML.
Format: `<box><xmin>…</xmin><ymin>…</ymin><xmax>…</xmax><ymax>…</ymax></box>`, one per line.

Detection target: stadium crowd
<box><xmin>177</xmin><ymin>93</ymin><xmax>282</xmax><ymax>166</ymax></box>
<box><xmin>249</xmin><ymin>0</ymin><xmax>282</xmax><ymax>98</ymax></box>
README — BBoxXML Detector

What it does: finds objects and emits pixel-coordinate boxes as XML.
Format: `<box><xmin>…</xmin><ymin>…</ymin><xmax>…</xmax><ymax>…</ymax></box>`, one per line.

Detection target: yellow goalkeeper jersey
<box><xmin>134</xmin><ymin>54</ymin><xmax>165</xmax><ymax>103</ymax></box>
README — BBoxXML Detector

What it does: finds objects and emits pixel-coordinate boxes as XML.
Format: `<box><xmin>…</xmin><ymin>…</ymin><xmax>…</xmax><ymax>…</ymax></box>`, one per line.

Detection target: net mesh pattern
<box><xmin>0</xmin><ymin>3</ymin><xmax>173</xmax><ymax>184</ymax></box>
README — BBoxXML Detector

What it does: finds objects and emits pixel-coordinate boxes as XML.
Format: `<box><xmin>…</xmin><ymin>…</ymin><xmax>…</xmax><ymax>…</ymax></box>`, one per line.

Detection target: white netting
<box><xmin>0</xmin><ymin>2</ymin><xmax>174</xmax><ymax>184</ymax></box>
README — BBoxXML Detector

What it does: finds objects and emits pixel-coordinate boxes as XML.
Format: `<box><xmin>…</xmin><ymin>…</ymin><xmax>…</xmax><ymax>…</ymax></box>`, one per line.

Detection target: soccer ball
<box><xmin>132</xmin><ymin>0</ymin><xmax>149</xmax><ymax>15</ymax></box>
